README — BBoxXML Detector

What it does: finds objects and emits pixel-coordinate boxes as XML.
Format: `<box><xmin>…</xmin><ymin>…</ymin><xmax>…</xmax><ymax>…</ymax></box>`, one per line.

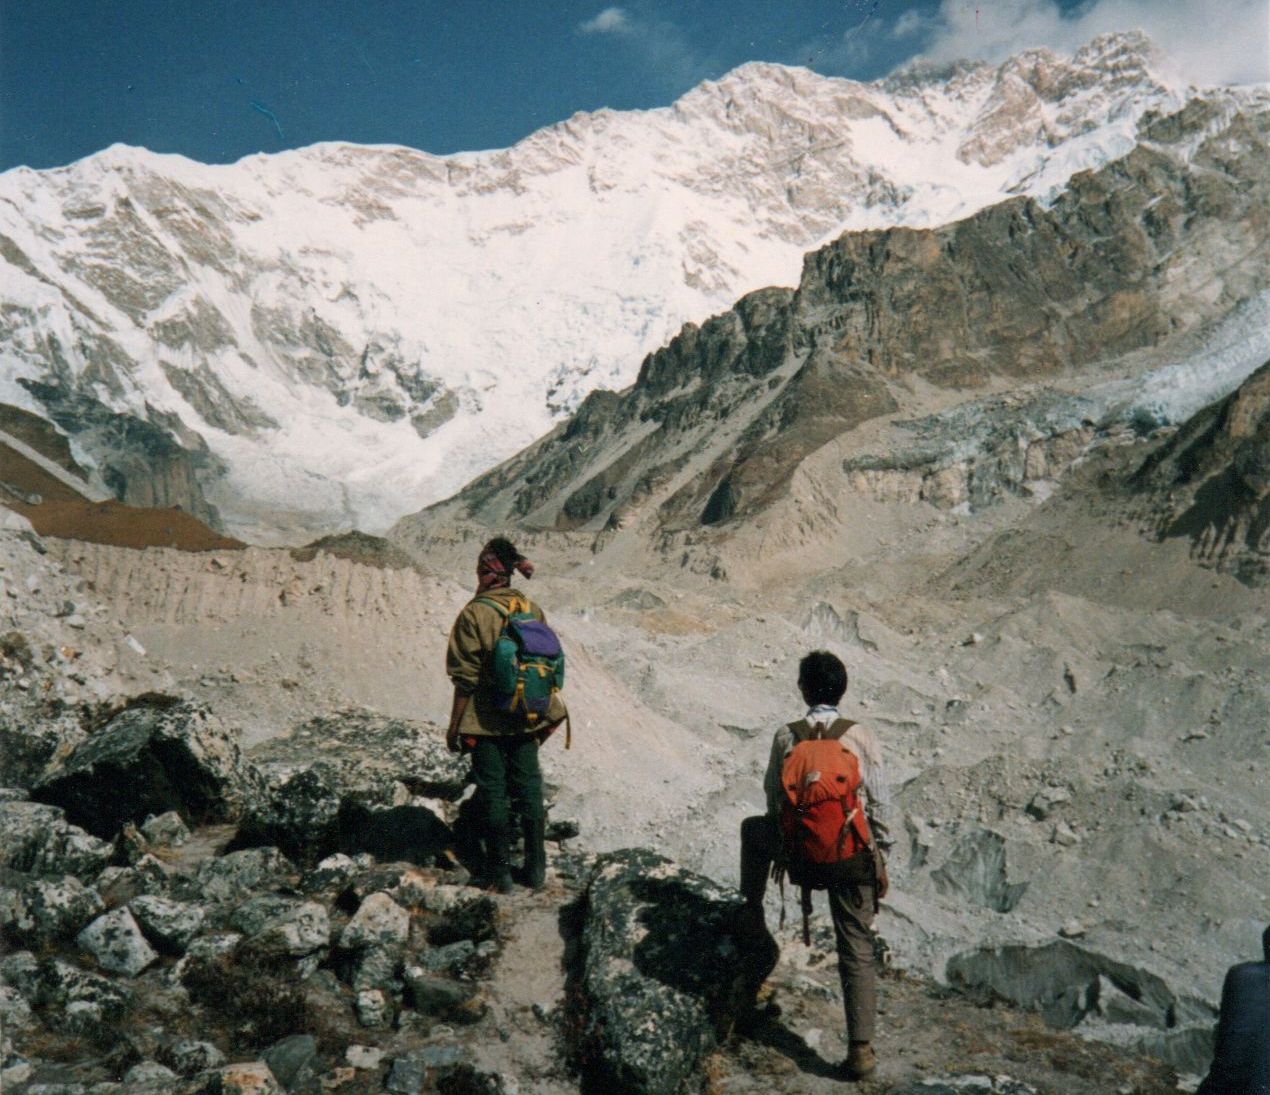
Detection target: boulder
<box><xmin>31</xmin><ymin>698</ymin><xmax>264</xmax><ymax>839</ymax></box>
<box><xmin>247</xmin><ymin>709</ymin><xmax>469</xmax><ymax>803</ymax></box>
<box><xmin>230</xmin><ymin>894</ymin><xmax>329</xmax><ymax>958</ymax></box>
<box><xmin>402</xmin><ymin>967</ymin><xmax>486</xmax><ymax>1023</ymax></box>
<box><xmin>156</xmin><ymin>1039</ymin><xmax>226</xmax><ymax>1077</ymax></box>
<box><xmin>30</xmin><ymin>956</ymin><xmax>133</xmax><ymax>1019</ymax></box>
<box><xmin>299</xmin><ymin>853</ymin><xmax>360</xmax><ymax>894</ymax></box>
<box><xmin>340</xmin><ymin>892</ymin><xmax>410</xmax><ymax>951</ymax></box>
<box><xmin>11</xmin><ymin>875</ymin><xmax>105</xmax><ymax>946</ymax></box>
<box><xmin>261</xmin><ymin>1034</ymin><xmax>318</xmax><ymax>1090</ymax></box>
<box><xmin>0</xmin><ymin>801</ymin><xmax>112</xmax><ymax>880</ymax></box>
<box><xmin>231</xmin><ymin>764</ymin><xmax>343</xmax><ymax>867</ymax></box>
<box><xmin>129</xmin><ymin>895</ymin><xmax>205</xmax><ymax>954</ymax></box>
<box><xmin>187</xmin><ymin>847</ymin><xmax>296</xmax><ymax>905</ymax></box>
<box><xmin>569</xmin><ymin>848</ymin><xmax>778</xmax><ymax>1095</ymax></box>
<box><xmin>77</xmin><ymin>907</ymin><xmax>159</xmax><ymax>977</ymax></box>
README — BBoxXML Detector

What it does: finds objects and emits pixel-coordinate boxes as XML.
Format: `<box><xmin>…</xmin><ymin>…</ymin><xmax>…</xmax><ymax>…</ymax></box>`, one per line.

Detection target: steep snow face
<box><xmin>0</xmin><ymin>34</ymin><xmax>1197</xmax><ymax>539</ymax></box>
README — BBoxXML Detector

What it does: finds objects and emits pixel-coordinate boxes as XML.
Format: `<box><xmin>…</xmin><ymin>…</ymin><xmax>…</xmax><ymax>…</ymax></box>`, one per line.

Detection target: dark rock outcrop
<box><xmin>31</xmin><ymin>697</ymin><xmax>264</xmax><ymax>839</ymax></box>
<box><xmin>567</xmin><ymin>848</ymin><xmax>778</xmax><ymax>1094</ymax></box>
<box><xmin>1135</xmin><ymin>358</ymin><xmax>1270</xmax><ymax>582</ymax></box>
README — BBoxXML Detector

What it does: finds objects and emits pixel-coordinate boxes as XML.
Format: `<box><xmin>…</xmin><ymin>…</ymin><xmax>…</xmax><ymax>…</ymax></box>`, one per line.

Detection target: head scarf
<box><xmin>476</xmin><ymin>543</ymin><xmax>534</xmax><ymax>592</ymax></box>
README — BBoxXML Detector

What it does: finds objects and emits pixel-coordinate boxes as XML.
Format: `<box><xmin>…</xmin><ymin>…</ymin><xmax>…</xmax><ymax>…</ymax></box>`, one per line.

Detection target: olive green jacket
<box><xmin>445</xmin><ymin>586</ymin><xmax>567</xmax><ymax>737</ymax></box>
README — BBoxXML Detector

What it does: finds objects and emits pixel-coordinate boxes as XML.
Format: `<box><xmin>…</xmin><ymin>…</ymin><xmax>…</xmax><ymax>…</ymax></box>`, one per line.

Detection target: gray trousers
<box><xmin>740</xmin><ymin>814</ymin><xmax>877</xmax><ymax>1044</ymax></box>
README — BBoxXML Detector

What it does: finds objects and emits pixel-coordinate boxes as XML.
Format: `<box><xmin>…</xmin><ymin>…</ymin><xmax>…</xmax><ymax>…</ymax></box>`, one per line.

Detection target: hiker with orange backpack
<box><xmin>739</xmin><ymin>650</ymin><xmax>892</xmax><ymax>1081</ymax></box>
<box><xmin>446</xmin><ymin>537</ymin><xmax>568</xmax><ymax>893</ymax></box>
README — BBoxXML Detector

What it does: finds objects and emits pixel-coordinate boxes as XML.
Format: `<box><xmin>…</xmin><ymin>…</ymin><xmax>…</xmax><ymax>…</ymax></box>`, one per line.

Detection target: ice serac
<box><xmin>0</xmin><ymin>34</ymin><xmax>1193</xmax><ymax>541</ymax></box>
<box><xmin>395</xmin><ymin>89</ymin><xmax>1270</xmax><ymax>547</ymax></box>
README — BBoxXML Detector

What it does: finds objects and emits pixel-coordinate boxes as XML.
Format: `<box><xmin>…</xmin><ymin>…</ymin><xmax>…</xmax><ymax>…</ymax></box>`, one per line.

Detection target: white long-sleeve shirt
<box><xmin>762</xmin><ymin>705</ymin><xmax>893</xmax><ymax>848</ymax></box>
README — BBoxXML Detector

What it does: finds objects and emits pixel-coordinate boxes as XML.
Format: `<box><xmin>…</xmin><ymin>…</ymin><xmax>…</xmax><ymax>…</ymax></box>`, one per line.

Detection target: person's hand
<box><xmin>446</xmin><ymin>729</ymin><xmax>461</xmax><ymax>754</ymax></box>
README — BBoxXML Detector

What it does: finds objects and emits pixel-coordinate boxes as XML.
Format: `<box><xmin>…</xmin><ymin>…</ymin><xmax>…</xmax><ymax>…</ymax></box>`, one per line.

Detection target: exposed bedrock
<box><xmin>946</xmin><ymin>940</ymin><xmax>1217</xmax><ymax>1072</ymax></box>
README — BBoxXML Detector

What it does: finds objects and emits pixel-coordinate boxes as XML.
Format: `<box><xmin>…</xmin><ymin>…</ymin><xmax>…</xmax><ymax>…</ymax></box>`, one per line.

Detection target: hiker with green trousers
<box><xmin>446</xmin><ymin>537</ymin><xmax>567</xmax><ymax>893</ymax></box>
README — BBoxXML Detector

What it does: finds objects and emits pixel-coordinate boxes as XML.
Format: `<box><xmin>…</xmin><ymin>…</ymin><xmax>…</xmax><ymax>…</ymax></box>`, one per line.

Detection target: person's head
<box><xmin>798</xmin><ymin>650</ymin><xmax>848</xmax><ymax>708</ymax></box>
<box><xmin>476</xmin><ymin>536</ymin><xmax>534</xmax><ymax>590</ymax></box>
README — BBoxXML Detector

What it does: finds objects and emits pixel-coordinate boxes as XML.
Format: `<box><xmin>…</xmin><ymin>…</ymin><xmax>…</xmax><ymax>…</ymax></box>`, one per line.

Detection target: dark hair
<box><xmin>798</xmin><ymin>650</ymin><xmax>848</xmax><ymax>706</ymax></box>
<box><xmin>482</xmin><ymin>536</ymin><xmax>522</xmax><ymax>570</ymax></box>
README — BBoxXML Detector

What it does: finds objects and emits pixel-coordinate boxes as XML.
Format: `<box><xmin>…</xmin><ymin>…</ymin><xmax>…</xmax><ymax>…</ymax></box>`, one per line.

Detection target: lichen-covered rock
<box><xmin>157</xmin><ymin>1039</ymin><xmax>226</xmax><ymax>1077</ymax></box>
<box><xmin>387</xmin><ymin>1045</ymin><xmax>468</xmax><ymax>1094</ymax></box>
<box><xmin>29</xmin><ymin>956</ymin><xmax>133</xmax><ymax>1019</ymax></box>
<box><xmin>248</xmin><ymin>709</ymin><xmax>469</xmax><ymax>803</ymax></box>
<box><xmin>129</xmin><ymin>895</ymin><xmax>205</xmax><ymax>954</ymax></box>
<box><xmin>96</xmin><ymin>854</ymin><xmax>173</xmax><ymax>906</ymax></box>
<box><xmin>355</xmin><ymin>987</ymin><xmax>391</xmax><ymax>1028</ymax></box>
<box><xmin>570</xmin><ymin>848</ymin><xmax>778</xmax><ymax>1094</ymax></box>
<box><xmin>230</xmin><ymin>894</ymin><xmax>329</xmax><ymax>957</ymax></box>
<box><xmin>77</xmin><ymin>907</ymin><xmax>159</xmax><ymax>976</ymax></box>
<box><xmin>0</xmin><ymin>801</ymin><xmax>113</xmax><ymax>880</ymax></box>
<box><xmin>31</xmin><ymin>698</ymin><xmax>265</xmax><ymax>839</ymax></box>
<box><xmin>261</xmin><ymin>1034</ymin><xmax>318</xmax><ymax>1090</ymax></box>
<box><xmin>340</xmin><ymin>891</ymin><xmax>410</xmax><ymax>951</ymax></box>
<box><xmin>299</xmin><ymin>852</ymin><xmax>360</xmax><ymax>894</ymax></box>
<box><xmin>140</xmin><ymin>810</ymin><xmax>191</xmax><ymax>847</ymax></box>
<box><xmin>416</xmin><ymin>885</ymin><xmax>498</xmax><ymax>946</ymax></box>
<box><xmin>186</xmin><ymin>847</ymin><xmax>296</xmax><ymax>905</ymax></box>
<box><xmin>10</xmin><ymin>875</ymin><xmax>105</xmax><ymax>946</ymax></box>
<box><xmin>121</xmin><ymin>1060</ymin><xmax>179</xmax><ymax>1090</ymax></box>
<box><xmin>231</xmin><ymin>764</ymin><xmax>343</xmax><ymax>867</ymax></box>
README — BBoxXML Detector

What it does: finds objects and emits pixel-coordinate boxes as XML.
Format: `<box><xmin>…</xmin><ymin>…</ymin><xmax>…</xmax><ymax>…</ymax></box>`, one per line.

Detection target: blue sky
<box><xmin>2</xmin><ymin>0</ymin><xmax>1266</xmax><ymax>171</ymax></box>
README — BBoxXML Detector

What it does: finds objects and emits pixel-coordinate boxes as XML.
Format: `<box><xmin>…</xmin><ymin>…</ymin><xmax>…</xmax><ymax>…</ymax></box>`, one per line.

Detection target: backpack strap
<box><xmin>473</xmin><ymin>596</ymin><xmax>510</xmax><ymax>617</ymax></box>
<box><xmin>789</xmin><ymin>717</ymin><xmax>856</xmax><ymax>743</ymax></box>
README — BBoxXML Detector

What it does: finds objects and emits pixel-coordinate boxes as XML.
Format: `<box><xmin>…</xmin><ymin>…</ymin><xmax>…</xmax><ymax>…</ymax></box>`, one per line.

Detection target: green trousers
<box><xmin>469</xmin><ymin>735</ymin><xmax>544</xmax><ymax>831</ymax></box>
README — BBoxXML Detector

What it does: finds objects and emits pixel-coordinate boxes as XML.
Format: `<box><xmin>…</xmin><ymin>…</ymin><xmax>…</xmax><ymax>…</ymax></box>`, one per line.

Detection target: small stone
<box><xmin>1050</xmin><ymin>821</ymin><xmax>1081</xmax><ymax>847</ymax></box>
<box><xmin>1058</xmin><ymin>919</ymin><xmax>1086</xmax><ymax>939</ymax></box>
<box><xmin>345</xmin><ymin>1044</ymin><xmax>384</xmax><ymax>1070</ymax></box>
<box><xmin>545</xmin><ymin>817</ymin><xmax>581</xmax><ymax>842</ymax></box>
<box><xmin>140</xmin><ymin>811</ymin><xmax>191</xmax><ymax>847</ymax></box>
<box><xmin>158</xmin><ymin>1039</ymin><xmax>226</xmax><ymax>1077</ymax></box>
<box><xmin>355</xmin><ymin>988</ymin><xmax>391</xmax><ymax>1028</ymax></box>
<box><xmin>1025</xmin><ymin>786</ymin><xmax>1071</xmax><ymax>821</ymax></box>
<box><xmin>387</xmin><ymin>1046</ymin><xmax>466</xmax><ymax>1095</ymax></box>
<box><xmin>1182</xmin><ymin>728</ymin><xmax>1209</xmax><ymax>742</ymax></box>
<box><xmin>402</xmin><ymin>968</ymin><xmax>486</xmax><ymax>1023</ymax></box>
<box><xmin>77</xmin><ymin>907</ymin><xmax>159</xmax><ymax>976</ymax></box>
<box><xmin>230</xmin><ymin>894</ymin><xmax>329</xmax><ymax>957</ymax></box>
<box><xmin>122</xmin><ymin>1061</ymin><xmax>178</xmax><ymax>1087</ymax></box>
<box><xmin>263</xmin><ymin>1034</ymin><xmax>318</xmax><ymax>1090</ymax></box>
<box><xmin>199</xmin><ymin>1062</ymin><xmax>284</xmax><ymax>1094</ymax></box>
<box><xmin>130</xmin><ymin>894</ymin><xmax>204</xmax><ymax>954</ymax></box>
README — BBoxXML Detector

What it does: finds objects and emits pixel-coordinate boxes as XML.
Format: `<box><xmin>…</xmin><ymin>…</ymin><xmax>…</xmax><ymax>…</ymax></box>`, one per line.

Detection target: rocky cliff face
<box><xmin>1134</xmin><ymin>359</ymin><xmax>1270</xmax><ymax>582</ymax></box>
<box><xmin>0</xmin><ymin>35</ymin><xmax>1194</xmax><ymax>539</ymax></box>
<box><xmin>395</xmin><ymin>91</ymin><xmax>1270</xmax><ymax>547</ymax></box>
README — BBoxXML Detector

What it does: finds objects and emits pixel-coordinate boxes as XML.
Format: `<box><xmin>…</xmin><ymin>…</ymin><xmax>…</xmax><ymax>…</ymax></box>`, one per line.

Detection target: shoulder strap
<box><xmin>788</xmin><ymin>717</ymin><xmax>856</xmax><ymax>743</ymax></box>
<box><xmin>472</xmin><ymin>596</ymin><xmax>510</xmax><ymax>617</ymax></box>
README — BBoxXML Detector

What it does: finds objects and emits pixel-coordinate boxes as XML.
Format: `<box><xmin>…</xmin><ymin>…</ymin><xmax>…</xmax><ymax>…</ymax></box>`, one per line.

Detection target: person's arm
<box><xmin>842</xmin><ymin>724</ymin><xmax>892</xmax><ymax>899</ymax></box>
<box><xmin>763</xmin><ymin>728</ymin><xmax>789</xmax><ymax>822</ymax></box>
<box><xmin>446</xmin><ymin>689</ymin><xmax>470</xmax><ymax>753</ymax></box>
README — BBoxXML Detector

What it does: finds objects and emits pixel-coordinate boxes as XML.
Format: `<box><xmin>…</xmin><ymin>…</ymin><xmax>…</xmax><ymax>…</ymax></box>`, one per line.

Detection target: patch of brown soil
<box><xmin>11</xmin><ymin>495</ymin><xmax>244</xmax><ymax>552</ymax></box>
<box><xmin>0</xmin><ymin>403</ymin><xmax>86</xmax><ymax>478</ymax></box>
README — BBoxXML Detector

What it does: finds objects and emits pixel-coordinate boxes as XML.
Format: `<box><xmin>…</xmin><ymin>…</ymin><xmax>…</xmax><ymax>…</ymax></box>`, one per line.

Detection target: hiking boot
<box><xmin>487</xmin><ymin>827</ymin><xmax>514</xmax><ymax>894</ymax></box>
<box><xmin>843</xmin><ymin>1042</ymin><xmax>876</xmax><ymax>1081</ymax></box>
<box><xmin>521</xmin><ymin>816</ymin><xmax>546</xmax><ymax>890</ymax></box>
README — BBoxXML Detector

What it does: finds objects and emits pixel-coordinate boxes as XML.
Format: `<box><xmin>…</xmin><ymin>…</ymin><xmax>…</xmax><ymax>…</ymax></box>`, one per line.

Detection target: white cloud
<box><xmin>578</xmin><ymin>7</ymin><xmax>633</xmax><ymax>36</ymax></box>
<box><xmin>913</xmin><ymin>0</ymin><xmax>1269</xmax><ymax>86</ymax></box>
<box><xmin>892</xmin><ymin>10</ymin><xmax>931</xmax><ymax>39</ymax></box>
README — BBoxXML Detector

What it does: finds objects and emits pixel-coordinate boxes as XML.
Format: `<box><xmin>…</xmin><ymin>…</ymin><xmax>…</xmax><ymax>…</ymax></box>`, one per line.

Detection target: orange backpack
<box><xmin>779</xmin><ymin>719</ymin><xmax>874</xmax><ymax>891</ymax></box>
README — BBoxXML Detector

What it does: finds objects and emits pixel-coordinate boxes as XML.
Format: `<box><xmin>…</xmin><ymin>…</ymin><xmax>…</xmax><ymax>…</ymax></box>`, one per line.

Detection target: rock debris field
<box><xmin>0</xmin><ymin>427</ymin><xmax>1267</xmax><ymax>1095</ymax></box>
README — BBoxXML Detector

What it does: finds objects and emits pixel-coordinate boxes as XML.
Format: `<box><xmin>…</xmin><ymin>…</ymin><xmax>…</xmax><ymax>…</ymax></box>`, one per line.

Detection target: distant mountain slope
<box><xmin>391</xmin><ymin>90</ymin><xmax>1270</xmax><ymax>559</ymax></box>
<box><xmin>0</xmin><ymin>34</ymin><xmax>1192</xmax><ymax>540</ymax></box>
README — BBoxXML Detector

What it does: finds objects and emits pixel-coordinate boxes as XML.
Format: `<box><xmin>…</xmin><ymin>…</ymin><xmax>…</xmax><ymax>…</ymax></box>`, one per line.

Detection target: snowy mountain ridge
<box><xmin>0</xmin><ymin>33</ymin><xmax>1213</xmax><ymax>540</ymax></box>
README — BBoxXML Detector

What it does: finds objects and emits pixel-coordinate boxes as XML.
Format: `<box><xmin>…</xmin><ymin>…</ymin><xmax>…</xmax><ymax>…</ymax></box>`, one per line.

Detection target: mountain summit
<box><xmin>0</xmin><ymin>34</ymin><xmax>1187</xmax><ymax>540</ymax></box>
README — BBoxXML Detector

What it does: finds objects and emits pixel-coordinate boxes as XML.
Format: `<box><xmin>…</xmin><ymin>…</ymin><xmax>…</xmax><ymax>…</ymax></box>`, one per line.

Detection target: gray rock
<box><xmin>1026</xmin><ymin>785</ymin><xmax>1072</xmax><ymax>821</ymax></box>
<box><xmin>156</xmin><ymin>1039</ymin><xmax>226</xmax><ymax>1076</ymax></box>
<box><xmin>95</xmin><ymin>854</ymin><xmax>172</xmax><ymax>906</ymax></box>
<box><xmin>129</xmin><ymin>894</ymin><xmax>204</xmax><ymax>954</ymax></box>
<box><xmin>546</xmin><ymin>817</ymin><xmax>581</xmax><ymax>842</ymax></box>
<box><xmin>262</xmin><ymin>1034</ymin><xmax>318</xmax><ymax>1090</ymax></box>
<box><xmin>140</xmin><ymin>811</ymin><xmax>191</xmax><ymax>847</ymax></box>
<box><xmin>0</xmin><ymin>801</ymin><xmax>112</xmax><ymax>879</ymax></box>
<box><xmin>354</xmin><ymin>987</ymin><xmax>391</xmax><ymax>1028</ymax></box>
<box><xmin>76</xmin><ymin>907</ymin><xmax>159</xmax><ymax>976</ymax></box>
<box><xmin>120</xmin><ymin>1061</ymin><xmax>178</xmax><ymax>1089</ymax></box>
<box><xmin>33</xmin><ymin>957</ymin><xmax>133</xmax><ymax>1019</ymax></box>
<box><xmin>930</xmin><ymin>827</ymin><xmax>1028</xmax><ymax>913</ymax></box>
<box><xmin>345</xmin><ymin>1044</ymin><xmax>384</xmax><ymax>1069</ymax></box>
<box><xmin>386</xmin><ymin>1045</ymin><xmax>467</xmax><ymax>1094</ymax></box>
<box><xmin>232</xmin><ymin>764</ymin><xmax>343</xmax><ymax>868</ymax></box>
<box><xmin>188</xmin><ymin>846</ymin><xmax>296</xmax><ymax>905</ymax></box>
<box><xmin>415</xmin><ymin>938</ymin><xmax>498</xmax><ymax>979</ymax></box>
<box><xmin>31</xmin><ymin>697</ymin><xmax>265</xmax><ymax>839</ymax></box>
<box><xmin>570</xmin><ymin>848</ymin><xmax>778</xmax><ymax>1095</ymax></box>
<box><xmin>340</xmin><ymin>891</ymin><xmax>409</xmax><ymax>950</ymax></box>
<box><xmin>349</xmin><ymin>944</ymin><xmax>402</xmax><ymax>993</ymax></box>
<box><xmin>402</xmin><ymin>967</ymin><xmax>486</xmax><ymax>1023</ymax></box>
<box><xmin>11</xmin><ymin>875</ymin><xmax>104</xmax><ymax>945</ymax></box>
<box><xmin>424</xmin><ymin>889</ymin><xmax>498</xmax><ymax>946</ymax></box>
<box><xmin>299</xmin><ymin>852</ymin><xmax>358</xmax><ymax>893</ymax></box>
<box><xmin>178</xmin><ymin>1062</ymin><xmax>284</xmax><ymax>1093</ymax></box>
<box><xmin>230</xmin><ymin>894</ymin><xmax>329</xmax><ymax>957</ymax></box>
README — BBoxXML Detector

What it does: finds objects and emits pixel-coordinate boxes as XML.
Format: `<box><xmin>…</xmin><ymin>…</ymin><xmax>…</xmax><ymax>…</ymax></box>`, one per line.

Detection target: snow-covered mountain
<box><xmin>0</xmin><ymin>33</ymin><xmax>1202</xmax><ymax>540</ymax></box>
